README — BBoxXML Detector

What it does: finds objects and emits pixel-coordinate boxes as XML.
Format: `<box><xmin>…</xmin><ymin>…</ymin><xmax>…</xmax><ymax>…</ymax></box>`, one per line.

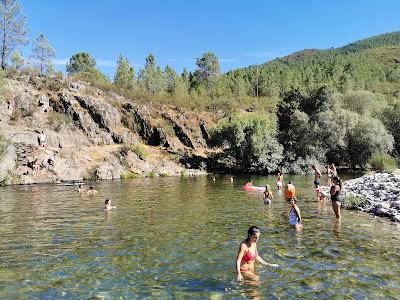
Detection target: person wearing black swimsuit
<box><xmin>330</xmin><ymin>176</ymin><xmax>342</xmax><ymax>219</ymax></box>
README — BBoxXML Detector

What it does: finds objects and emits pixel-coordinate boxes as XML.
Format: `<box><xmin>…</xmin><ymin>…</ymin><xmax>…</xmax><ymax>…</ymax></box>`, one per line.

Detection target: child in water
<box><xmin>104</xmin><ymin>199</ymin><xmax>116</xmax><ymax>210</ymax></box>
<box><xmin>263</xmin><ymin>184</ymin><xmax>273</xmax><ymax>205</ymax></box>
<box><xmin>87</xmin><ymin>186</ymin><xmax>98</xmax><ymax>195</ymax></box>
<box><xmin>289</xmin><ymin>198</ymin><xmax>303</xmax><ymax>231</ymax></box>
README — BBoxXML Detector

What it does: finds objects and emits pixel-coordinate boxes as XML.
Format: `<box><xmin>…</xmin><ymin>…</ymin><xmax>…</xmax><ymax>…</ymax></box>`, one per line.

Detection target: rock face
<box><xmin>0</xmin><ymin>74</ymin><xmax>214</xmax><ymax>185</ymax></box>
<box><xmin>343</xmin><ymin>173</ymin><xmax>400</xmax><ymax>222</ymax></box>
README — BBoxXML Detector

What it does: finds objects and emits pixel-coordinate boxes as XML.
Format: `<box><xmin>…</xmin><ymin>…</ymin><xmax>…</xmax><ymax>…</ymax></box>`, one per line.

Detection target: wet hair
<box><xmin>333</xmin><ymin>176</ymin><xmax>342</xmax><ymax>190</ymax></box>
<box><xmin>105</xmin><ymin>199</ymin><xmax>110</xmax><ymax>205</ymax></box>
<box><xmin>311</xmin><ymin>165</ymin><xmax>315</xmax><ymax>169</ymax></box>
<box><xmin>288</xmin><ymin>181</ymin><xmax>292</xmax><ymax>184</ymax></box>
<box><xmin>79</xmin><ymin>184</ymin><xmax>83</xmax><ymax>188</ymax></box>
<box><xmin>246</xmin><ymin>226</ymin><xmax>260</xmax><ymax>242</ymax></box>
<box><xmin>265</xmin><ymin>184</ymin><xmax>271</xmax><ymax>192</ymax></box>
<box><xmin>289</xmin><ymin>197</ymin><xmax>297</xmax><ymax>203</ymax></box>
<box><xmin>89</xmin><ymin>186</ymin><xmax>94</xmax><ymax>190</ymax></box>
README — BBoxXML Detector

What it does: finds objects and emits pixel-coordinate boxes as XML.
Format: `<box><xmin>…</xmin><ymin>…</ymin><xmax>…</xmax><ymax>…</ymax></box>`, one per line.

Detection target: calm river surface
<box><xmin>0</xmin><ymin>175</ymin><xmax>399</xmax><ymax>299</ymax></box>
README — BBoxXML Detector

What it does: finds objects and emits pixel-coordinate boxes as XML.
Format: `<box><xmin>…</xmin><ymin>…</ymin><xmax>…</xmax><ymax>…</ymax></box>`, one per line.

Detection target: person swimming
<box><xmin>236</xmin><ymin>226</ymin><xmax>279</xmax><ymax>282</ymax></box>
<box><xmin>78</xmin><ymin>184</ymin><xmax>85</xmax><ymax>193</ymax></box>
<box><xmin>104</xmin><ymin>199</ymin><xmax>116</xmax><ymax>210</ymax></box>
<box><xmin>87</xmin><ymin>186</ymin><xmax>98</xmax><ymax>195</ymax></box>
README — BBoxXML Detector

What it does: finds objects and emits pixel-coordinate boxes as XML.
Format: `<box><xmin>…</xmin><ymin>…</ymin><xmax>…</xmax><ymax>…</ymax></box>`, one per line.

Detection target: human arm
<box><xmin>294</xmin><ymin>205</ymin><xmax>302</xmax><ymax>223</ymax></box>
<box><xmin>256</xmin><ymin>253</ymin><xmax>279</xmax><ymax>268</ymax></box>
<box><xmin>236</xmin><ymin>243</ymin><xmax>246</xmax><ymax>281</ymax></box>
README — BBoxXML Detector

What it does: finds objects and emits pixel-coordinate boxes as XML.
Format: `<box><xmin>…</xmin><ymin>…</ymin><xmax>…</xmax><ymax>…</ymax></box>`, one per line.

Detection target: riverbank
<box><xmin>342</xmin><ymin>173</ymin><xmax>400</xmax><ymax>222</ymax></box>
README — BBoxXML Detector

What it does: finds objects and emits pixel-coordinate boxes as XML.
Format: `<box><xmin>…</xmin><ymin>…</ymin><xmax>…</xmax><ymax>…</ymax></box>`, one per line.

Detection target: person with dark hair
<box><xmin>104</xmin><ymin>199</ymin><xmax>116</xmax><ymax>210</ymax></box>
<box><xmin>87</xmin><ymin>186</ymin><xmax>98</xmax><ymax>195</ymax></box>
<box><xmin>78</xmin><ymin>184</ymin><xmax>85</xmax><ymax>193</ymax></box>
<box><xmin>289</xmin><ymin>198</ymin><xmax>303</xmax><ymax>231</ymax></box>
<box><xmin>330</xmin><ymin>176</ymin><xmax>342</xmax><ymax>219</ymax></box>
<box><xmin>276</xmin><ymin>172</ymin><xmax>283</xmax><ymax>190</ymax></box>
<box><xmin>311</xmin><ymin>165</ymin><xmax>321</xmax><ymax>188</ymax></box>
<box><xmin>263</xmin><ymin>184</ymin><xmax>273</xmax><ymax>205</ymax></box>
<box><xmin>236</xmin><ymin>226</ymin><xmax>279</xmax><ymax>282</ymax></box>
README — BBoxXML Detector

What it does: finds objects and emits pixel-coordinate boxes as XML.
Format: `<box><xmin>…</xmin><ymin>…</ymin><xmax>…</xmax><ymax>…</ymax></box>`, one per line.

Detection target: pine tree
<box><xmin>31</xmin><ymin>33</ymin><xmax>55</xmax><ymax>74</ymax></box>
<box><xmin>0</xmin><ymin>0</ymin><xmax>27</xmax><ymax>69</ymax></box>
<box><xmin>114</xmin><ymin>54</ymin><xmax>136</xmax><ymax>89</ymax></box>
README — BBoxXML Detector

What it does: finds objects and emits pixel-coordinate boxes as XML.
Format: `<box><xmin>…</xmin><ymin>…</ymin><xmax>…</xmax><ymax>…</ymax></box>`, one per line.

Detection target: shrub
<box><xmin>147</xmin><ymin>171</ymin><xmax>156</xmax><ymax>177</ymax></box>
<box><xmin>210</xmin><ymin>112</ymin><xmax>283</xmax><ymax>173</ymax></box>
<box><xmin>368</xmin><ymin>152</ymin><xmax>397</xmax><ymax>172</ymax></box>
<box><xmin>342</xmin><ymin>195</ymin><xmax>370</xmax><ymax>210</ymax></box>
<box><xmin>0</xmin><ymin>135</ymin><xmax>9</xmax><ymax>158</ymax></box>
<box><xmin>118</xmin><ymin>143</ymin><xmax>148</xmax><ymax>160</ymax></box>
<box><xmin>120</xmin><ymin>171</ymin><xmax>139</xmax><ymax>179</ymax></box>
<box><xmin>47</xmin><ymin>111</ymin><xmax>74</xmax><ymax>132</ymax></box>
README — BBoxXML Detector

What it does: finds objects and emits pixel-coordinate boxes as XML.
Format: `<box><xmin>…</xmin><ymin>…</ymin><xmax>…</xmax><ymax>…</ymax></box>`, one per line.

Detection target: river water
<box><xmin>0</xmin><ymin>175</ymin><xmax>399</xmax><ymax>299</ymax></box>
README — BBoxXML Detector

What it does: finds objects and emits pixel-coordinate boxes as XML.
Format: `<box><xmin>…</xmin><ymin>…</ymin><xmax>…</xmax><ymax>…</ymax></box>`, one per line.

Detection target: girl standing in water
<box><xmin>236</xmin><ymin>226</ymin><xmax>279</xmax><ymax>282</ymax></box>
<box><xmin>289</xmin><ymin>198</ymin><xmax>303</xmax><ymax>231</ymax></box>
<box><xmin>330</xmin><ymin>176</ymin><xmax>342</xmax><ymax>219</ymax></box>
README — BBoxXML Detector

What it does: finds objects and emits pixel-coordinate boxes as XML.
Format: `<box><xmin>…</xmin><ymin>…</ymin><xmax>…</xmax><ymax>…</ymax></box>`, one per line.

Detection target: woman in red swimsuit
<box><xmin>236</xmin><ymin>226</ymin><xmax>279</xmax><ymax>282</ymax></box>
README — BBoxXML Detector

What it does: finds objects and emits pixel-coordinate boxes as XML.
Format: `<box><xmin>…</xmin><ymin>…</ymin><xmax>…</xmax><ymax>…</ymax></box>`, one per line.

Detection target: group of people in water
<box><xmin>237</xmin><ymin>164</ymin><xmax>343</xmax><ymax>282</ymax></box>
<box><xmin>77</xmin><ymin>184</ymin><xmax>116</xmax><ymax>210</ymax></box>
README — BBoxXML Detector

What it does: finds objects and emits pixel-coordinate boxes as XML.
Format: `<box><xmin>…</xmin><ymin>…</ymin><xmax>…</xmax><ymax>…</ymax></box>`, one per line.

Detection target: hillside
<box><xmin>0</xmin><ymin>73</ymin><xmax>213</xmax><ymax>185</ymax></box>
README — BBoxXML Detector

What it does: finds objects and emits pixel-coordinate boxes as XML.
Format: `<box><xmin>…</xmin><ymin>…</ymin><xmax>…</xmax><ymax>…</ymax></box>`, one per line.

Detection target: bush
<box><xmin>368</xmin><ymin>152</ymin><xmax>397</xmax><ymax>172</ymax></box>
<box><xmin>47</xmin><ymin>111</ymin><xmax>74</xmax><ymax>132</ymax></box>
<box><xmin>118</xmin><ymin>143</ymin><xmax>148</xmax><ymax>160</ymax></box>
<box><xmin>342</xmin><ymin>195</ymin><xmax>370</xmax><ymax>210</ymax></box>
<box><xmin>210</xmin><ymin>112</ymin><xmax>283</xmax><ymax>173</ymax></box>
<box><xmin>120</xmin><ymin>171</ymin><xmax>139</xmax><ymax>179</ymax></box>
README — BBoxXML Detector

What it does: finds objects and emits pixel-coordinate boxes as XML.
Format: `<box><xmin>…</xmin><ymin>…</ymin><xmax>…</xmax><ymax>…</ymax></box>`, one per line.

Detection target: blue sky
<box><xmin>21</xmin><ymin>0</ymin><xmax>400</xmax><ymax>78</ymax></box>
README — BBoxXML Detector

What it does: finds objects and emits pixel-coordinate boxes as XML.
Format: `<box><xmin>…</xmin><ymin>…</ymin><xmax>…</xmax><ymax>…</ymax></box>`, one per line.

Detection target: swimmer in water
<box><xmin>236</xmin><ymin>226</ymin><xmax>279</xmax><ymax>282</ymax></box>
<box><xmin>87</xmin><ymin>186</ymin><xmax>98</xmax><ymax>195</ymax></box>
<box><xmin>104</xmin><ymin>199</ymin><xmax>116</xmax><ymax>210</ymax></box>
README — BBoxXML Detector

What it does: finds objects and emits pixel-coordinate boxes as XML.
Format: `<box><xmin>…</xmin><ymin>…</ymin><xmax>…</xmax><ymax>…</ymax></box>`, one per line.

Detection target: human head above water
<box><xmin>289</xmin><ymin>197</ymin><xmax>297</xmax><ymax>204</ymax></box>
<box><xmin>105</xmin><ymin>199</ymin><xmax>110</xmax><ymax>205</ymax></box>
<box><xmin>246</xmin><ymin>226</ymin><xmax>260</xmax><ymax>240</ymax></box>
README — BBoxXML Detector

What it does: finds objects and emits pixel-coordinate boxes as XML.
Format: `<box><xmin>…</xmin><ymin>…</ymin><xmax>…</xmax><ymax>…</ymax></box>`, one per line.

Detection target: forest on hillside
<box><xmin>0</xmin><ymin>0</ymin><xmax>399</xmax><ymax>173</ymax></box>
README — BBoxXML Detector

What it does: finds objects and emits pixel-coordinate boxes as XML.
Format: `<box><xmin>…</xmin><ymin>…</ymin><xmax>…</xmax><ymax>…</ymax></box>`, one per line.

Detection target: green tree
<box><xmin>211</xmin><ymin>113</ymin><xmax>283</xmax><ymax>173</ymax></box>
<box><xmin>0</xmin><ymin>0</ymin><xmax>27</xmax><ymax>69</ymax></box>
<box><xmin>194</xmin><ymin>52</ymin><xmax>220</xmax><ymax>90</ymax></box>
<box><xmin>11</xmin><ymin>50</ymin><xmax>23</xmax><ymax>69</ymax></box>
<box><xmin>114</xmin><ymin>54</ymin><xmax>136</xmax><ymax>89</ymax></box>
<box><xmin>66</xmin><ymin>52</ymin><xmax>96</xmax><ymax>74</ymax></box>
<box><xmin>139</xmin><ymin>54</ymin><xmax>164</xmax><ymax>93</ymax></box>
<box><xmin>30</xmin><ymin>33</ymin><xmax>55</xmax><ymax>74</ymax></box>
<box><xmin>346</xmin><ymin>115</ymin><xmax>394</xmax><ymax>168</ymax></box>
<box><xmin>163</xmin><ymin>65</ymin><xmax>177</xmax><ymax>94</ymax></box>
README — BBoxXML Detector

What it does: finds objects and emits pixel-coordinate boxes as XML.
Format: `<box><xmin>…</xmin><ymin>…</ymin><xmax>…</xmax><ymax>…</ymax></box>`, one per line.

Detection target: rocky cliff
<box><xmin>0</xmin><ymin>73</ymin><xmax>214</xmax><ymax>185</ymax></box>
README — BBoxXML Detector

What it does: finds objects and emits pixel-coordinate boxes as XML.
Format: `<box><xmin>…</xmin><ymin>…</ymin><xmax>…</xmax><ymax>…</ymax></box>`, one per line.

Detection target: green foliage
<box><xmin>66</xmin><ymin>52</ymin><xmax>96</xmax><ymax>74</ymax></box>
<box><xmin>0</xmin><ymin>0</ymin><xmax>27</xmax><ymax>69</ymax></box>
<box><xmin>120</xmin><ymin>171</ymin><xmax>139</xmax><ymax>179</ymax></box>
<box><xmin>192</xmin><ymin>52</ymin><xmax>220</xmax><ymax>92</ymax></box>
<box><xmin>147</xmin><ymin>171</ymin><xmax>156</xmax><ymax>177</ymax></box>
<box><xmin>11</xmin><ymin>51</ymin><xmax>24</xmax><ymax>69</ymax></box>
<box><xmin>342</xmin><ymin>195</ymin><xmax>370</xmax><ymax>210</ymax></box>
<box><xmin>114</xmin><ymin>54</ymin><xmax>136</xmax><ymax>89</ymax></box>
<box><xmin>346</xmin><ymin>116</ymin><xmax>394</xmax><ymax>167</ymax></box>
<box><xmin>139</xmin><ymin>54</ymin><xmax>164</xmax><ymax>94</ymax></box>
<box><xmin>47</xmin><ymin>111</ymin><xmax>74</xmax><ymax>132</ymax></box>
<box><xmin>30</xmin><ymin>33</ymin><xmax>55</xmax><ymax>74</ymax></box>
<box><xmin>119</xmin><ymin>143</ymin><xmax>148</xmax><ymax>160</ymax></box>
<box><xmin>381</xmin><ymin>101</ymin><xmax>400</xmax><ymax>154</ymax></box>
<box><xmin>368</xmin><ymin>152</ymin><xmax>397</xmax><ymax>172</ymax></box>
<box><xmin>0</xmin><ymin>134</ymin><xmax>10</xmax><ymax>158</ymax></box>
<box><xmin>211</xmin><ymin>113</ymin><xmax>283</xmax><ymax>172</ymax></box>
